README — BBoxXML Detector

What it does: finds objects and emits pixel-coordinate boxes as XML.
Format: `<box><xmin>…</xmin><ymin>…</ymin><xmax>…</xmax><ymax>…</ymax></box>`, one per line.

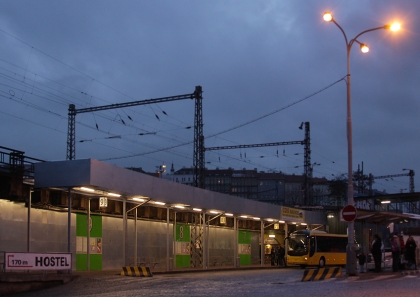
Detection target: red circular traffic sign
<box><xmin>342</xmin><ymin>205</ymin><xmax>357</xmax><ymax>222</ymax></box>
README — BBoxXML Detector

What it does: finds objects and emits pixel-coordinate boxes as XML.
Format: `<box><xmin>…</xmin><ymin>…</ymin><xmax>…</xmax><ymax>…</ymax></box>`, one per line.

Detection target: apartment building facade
<box><xmin>164</xmin><ymin>166</ymin><xmax>330</xmax><ymax>206</ymax></box>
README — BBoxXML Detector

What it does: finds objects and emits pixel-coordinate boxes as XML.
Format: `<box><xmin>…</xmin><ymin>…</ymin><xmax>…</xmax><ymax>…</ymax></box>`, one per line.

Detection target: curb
<box><xmin>401</xmin><ymin>269</ymin><xmax>419</xmax><ymax>276</ymax></box>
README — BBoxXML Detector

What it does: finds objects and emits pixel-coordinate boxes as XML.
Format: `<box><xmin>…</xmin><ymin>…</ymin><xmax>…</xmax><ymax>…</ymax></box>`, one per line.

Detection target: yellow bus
<box><xmin>286</xmin><ymin>230</ymin><xmax>347</xmax><ymax>268</ymax></box>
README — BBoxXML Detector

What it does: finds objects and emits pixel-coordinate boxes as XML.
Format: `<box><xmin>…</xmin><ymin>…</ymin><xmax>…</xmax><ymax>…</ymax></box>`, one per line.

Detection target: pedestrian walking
<box><xmin>270</xmin><ymin>248</ymin><xmax>275</xmax><ymax>266</ymax></box>
<box><xmin>279</xmin><ymin>244</ymin><xmax>286</xmax><ymax>266</ymax></box>
<box><xmin>405</xmin><ymin>235</ymin><xmax>417</xmax><ymax>269</ymax></box>
<box><xmin>399</xmin><ymin>234</ymin><xmax>406</xmax><ymax>270</ymax></box>
<box><xmin>371</xmin><ymin>234</ymin><xmax>382</xmax><ymax>272</ymax></box>
<box><xmin>399</xmin><ymin>234</ymin><xmax>406</xmax><ymax>254</ymax></box>
<box><xmin>391</xmin><ymin>235</ymin><xmax>401</xmax><ymax>272</ymax></box>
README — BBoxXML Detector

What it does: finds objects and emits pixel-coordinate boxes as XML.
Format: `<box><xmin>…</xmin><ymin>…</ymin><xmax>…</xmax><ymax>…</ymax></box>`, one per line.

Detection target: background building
<box><xmin>164</xmin><ymin>165</ymin><xmax>329</xmax><ymax>207</ymax></box>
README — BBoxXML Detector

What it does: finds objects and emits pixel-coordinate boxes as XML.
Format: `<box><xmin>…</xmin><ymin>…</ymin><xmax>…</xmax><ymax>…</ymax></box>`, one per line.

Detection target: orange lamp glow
<box><xmin>323</xmin><ymin>12</ymin><xmax>333</xmax><ymax>22</ymax></box>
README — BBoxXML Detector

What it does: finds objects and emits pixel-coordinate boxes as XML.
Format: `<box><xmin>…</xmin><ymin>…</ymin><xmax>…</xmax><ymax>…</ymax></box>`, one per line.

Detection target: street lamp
<box><xmin>156</xmin><ymin>164</ymin><xmax>167</xmax><ymax>178</ymax></box>
<box><xmin>323</xmin><ymin>12</ymin><xmax>400</xmax><ymax>275</ymax></box>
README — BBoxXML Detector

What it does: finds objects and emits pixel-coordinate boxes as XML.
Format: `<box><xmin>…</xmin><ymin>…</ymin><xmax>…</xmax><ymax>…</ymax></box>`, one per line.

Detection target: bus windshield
<box><xmin>288</xmin><ymin>233</ymin><xmax>308</xmax><ymax>256</ymax></box>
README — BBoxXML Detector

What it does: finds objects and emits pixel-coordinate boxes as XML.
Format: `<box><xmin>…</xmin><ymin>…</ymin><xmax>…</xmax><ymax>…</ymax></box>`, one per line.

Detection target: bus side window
<box><xmin>317</xmin><ymin>236</ymin><xmax>328</xmax><ymax>252</ymax></box>
<box><xmin>309</xmin><ymin>236</ymin><xmax>315</xmax><ymax>257</ymax></box>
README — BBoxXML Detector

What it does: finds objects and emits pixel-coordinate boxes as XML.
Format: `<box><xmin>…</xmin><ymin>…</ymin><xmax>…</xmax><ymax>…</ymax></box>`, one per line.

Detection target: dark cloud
<box><xmin>0</xmin><ymin>0</ymin><xmax>419</xmax><ymax>194</ymax></box>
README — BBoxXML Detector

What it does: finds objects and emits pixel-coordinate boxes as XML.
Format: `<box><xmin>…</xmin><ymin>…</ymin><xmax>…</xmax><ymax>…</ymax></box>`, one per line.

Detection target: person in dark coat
<box><xmin>399</xmin><ymin>234</ymin><xmax>406</xmax><ymax>255</ymax></box>
<box><xmin>391</xmin><ymin>235</ymin><xmax>401</xmax><ymax>272</ymax></box>
<box><xmin>270</xmin><ymin>248</ymin><xmax>275</xmax><ymax>266</ymax></box>
<box><xmin>279</xmin><ymin>245</ymin><xmax>286</xmax><ymax>266</ymax></box>
<box><xmin>371</xmin><ymin>234</ymin><xmax>382</xmax><ymax>272</ymax></box>
<box><xmin>405</xmin><ymin>235</ymin><xmax>417</xmax><ymax>269</ymax></box>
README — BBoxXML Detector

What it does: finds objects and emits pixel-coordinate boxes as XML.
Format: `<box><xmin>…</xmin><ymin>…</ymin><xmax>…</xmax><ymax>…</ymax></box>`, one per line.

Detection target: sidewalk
<box><xmin>76</xmin><ymin>263</ymin><xmax>283</xmax><ymax>276</ymax></box>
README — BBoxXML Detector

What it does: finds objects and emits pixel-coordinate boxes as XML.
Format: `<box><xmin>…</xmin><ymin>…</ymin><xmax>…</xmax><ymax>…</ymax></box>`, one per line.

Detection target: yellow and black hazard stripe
<box><xmin>301</xmin><ymin>267</ymin><xmax>342</xmax><ymax>282</ymax></box>
<box><xmin>121</xmin><ymin>266</ymin><xmax>153</xmax><ymax>277</ymax></box>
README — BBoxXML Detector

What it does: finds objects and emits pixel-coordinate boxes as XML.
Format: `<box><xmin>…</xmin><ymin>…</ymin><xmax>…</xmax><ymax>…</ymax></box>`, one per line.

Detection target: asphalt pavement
<box><xmin>1</xmin><ymin>265</ymin><xmax>419</xmax><ymax>296</ymax></box>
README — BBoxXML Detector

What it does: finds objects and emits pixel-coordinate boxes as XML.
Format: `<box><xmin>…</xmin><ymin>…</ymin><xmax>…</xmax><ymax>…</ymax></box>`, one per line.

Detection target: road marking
<box><xmin>338</xmin><ymin>274</ymin><xmax>399</xmax><ymax>283</ymax></box>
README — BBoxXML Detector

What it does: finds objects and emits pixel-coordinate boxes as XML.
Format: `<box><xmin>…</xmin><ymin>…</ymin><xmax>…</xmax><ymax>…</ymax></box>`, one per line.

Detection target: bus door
<box><xmin>309</xmin><ymin>236</ymin><xmax>315</xmax><ymax>257</ymax></box>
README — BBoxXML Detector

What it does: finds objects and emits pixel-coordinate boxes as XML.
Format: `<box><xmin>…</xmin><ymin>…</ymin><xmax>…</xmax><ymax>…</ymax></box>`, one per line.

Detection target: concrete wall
<box><xmin>124</xmin><ymin>218</ymin><xmax>173</xmax><ymax>270</ymax></box>
<box><xmin>0</xmin><ymin>200</ymin><xmax>262</xmax><ymax>270</ymax></box>
<box><xmin>207</xmin><ymin>227</ymin><xmax>235</xmax><ymax>266</ymax></box>
<box><xmin>0</xmin><ymin>200</ymin><xmax>76</xmax><ymax>269</ymax></box>
<box><xmin>250</xmin><ymin>231</ymin><xmax>261</xmax><ymax>264</ymax></box>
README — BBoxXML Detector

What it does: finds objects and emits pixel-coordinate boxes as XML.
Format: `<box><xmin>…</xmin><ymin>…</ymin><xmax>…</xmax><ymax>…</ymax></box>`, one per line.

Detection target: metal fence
<box><xmin>0</xmin><ymin>146</ymin><xmax>44</xmax><ymax>178</ymax></box>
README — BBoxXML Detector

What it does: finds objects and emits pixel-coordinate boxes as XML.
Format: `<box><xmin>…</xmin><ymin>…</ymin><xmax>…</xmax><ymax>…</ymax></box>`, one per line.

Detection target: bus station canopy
<box><xmin>355</xmin><ymin>210</ymin><xmax>416</xmax><ymax>225</ymax></box>
<box><xmin>33</xmin><ymin>158</ymin><xmax>284</xmax><ymax>222</ymax></box>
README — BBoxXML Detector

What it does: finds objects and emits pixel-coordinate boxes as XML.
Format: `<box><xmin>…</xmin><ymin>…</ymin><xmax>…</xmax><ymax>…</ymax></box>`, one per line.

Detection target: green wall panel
<box><xmin>175</xmin><ymin>255</ymin><xmax>190</xmax><ymax>268</ymax></box>
<box><xmin>76</xmin><ymin>254</ymin><xmax>87</xmax><ymax>271</ymax></box>
<box><xmin>238</xmin><ymin>230</ymin><xmax>251</xmax><ymax>265</ymax></box>
<box><xmin>238</xmin><ymin>230</ymin><xmax>251</xmax><ymax>244</ymax></box>
<box><xmin>239</xmin><ymin>254</ymin><xmax>251</xmax><ymax>265</ymax></box>
<box><xmin>76</xmin><ymin>214</ymin><xmax>103</xmax><ymax>271</ymax></box>
<box><xmin>76</xmin><ymin>214</ymin><xmax>102</xmax><ymax>237</ymax></box>
<box><xmin>76</xmin><ymin>254</ymin><xmax>102</xmax><ymax>271</ymax></box>
<box><xmin>175</xmin><ymin>223</ymin><xmax>190</xmax><ymax>242</ymax></box>
<box><xmin>174</xmin><ymin>223</ymin><xmax>191</xmax><ymax>268</ymax></box>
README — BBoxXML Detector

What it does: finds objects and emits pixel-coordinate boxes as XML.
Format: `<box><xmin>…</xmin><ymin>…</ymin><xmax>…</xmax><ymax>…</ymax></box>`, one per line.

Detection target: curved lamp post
<box><xmin>323</xmin><ymin>12</ymin><xmax>400</xmax><ymax>275</ymax></box>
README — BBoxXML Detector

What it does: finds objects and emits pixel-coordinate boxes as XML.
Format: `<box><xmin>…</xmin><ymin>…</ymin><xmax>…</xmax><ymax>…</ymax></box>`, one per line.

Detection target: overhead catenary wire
<box><xmin>0</xmin><ymin>68</ymin><xmax>196</xmax><ymax>148</ymax></box>
<box><xmin>103</xmin><ymin>77</ymin><xmax>346</xmax><ymax>161</ymax></box>
<box><xmin>0</xmin><ymin>25</ymin><xmax>350</xmax><ymax>178</ymax></box>
<box><xmin>0</xmin><ymin>55</ymin><xmax>341</xmax><ymax>176</ymax></box>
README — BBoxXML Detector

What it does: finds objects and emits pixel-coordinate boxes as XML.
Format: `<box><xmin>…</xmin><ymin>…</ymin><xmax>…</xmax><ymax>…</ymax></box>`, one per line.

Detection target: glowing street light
<box><xmin>389</xmin><ymin>23</ymin><xmax>401</xmax><ymax>32</ymax></box>
<box><xmin>360</xmin><ymin>44</ymin><xmax>369</xmax><ymax>53</ymax></box>
<box><xmin>323</xmin><ymin>12</ymin><xmax>333</xmax><ymax>22</ymax></box>
<box><xmin>323</xmin><ymin>11</ymin><xmax>400</xmax><ymax>276</ymax></box>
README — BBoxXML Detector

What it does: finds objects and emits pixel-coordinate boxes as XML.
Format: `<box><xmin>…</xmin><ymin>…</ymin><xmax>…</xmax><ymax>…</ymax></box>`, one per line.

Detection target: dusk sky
<box><xmin>0</xmin><ymin>1</ymin><xmax>419</xmax><ymax>194</ymax></box>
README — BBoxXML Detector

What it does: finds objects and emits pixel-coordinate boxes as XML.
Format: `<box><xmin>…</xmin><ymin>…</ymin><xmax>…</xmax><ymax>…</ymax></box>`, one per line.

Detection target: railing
<box><xmin>0</xmin><ymin>146</ymin><xmax>45</xmax><ymax>178</ymax></box>
<box><xmin>365</xmin><ymin>251</ymin><xmax>392</xmax><ymax>271</ymax></box>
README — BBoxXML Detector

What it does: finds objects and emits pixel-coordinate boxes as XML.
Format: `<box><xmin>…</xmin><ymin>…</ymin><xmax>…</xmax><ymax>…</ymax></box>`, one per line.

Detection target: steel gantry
<box><xmin>193</xmin><ymin>86</ymin><xmax>205</xmax><ymax>188</ymax></box>
<box><xmin>369</xmin><ymin>170</ymin><xmax>415</xmax><ymax>194</ymax></box>
<box><xmin>365</xmin><ymin>170</ymin><xmax>417</xmax><ymax>215</ymax></box>
<box><xmin>190</xmin><ymin>212</ymin><xmax>204</xmax><ymax>268</ymax></box>
<box><xmin>204</xmin><ymin>121</ymin><xmax>312</xmax><ymax>205</ymax></box>
<box><xmin>66</xmin><ymin>86</ymin><xmax>205</xmax><ymax>188</ymax></box>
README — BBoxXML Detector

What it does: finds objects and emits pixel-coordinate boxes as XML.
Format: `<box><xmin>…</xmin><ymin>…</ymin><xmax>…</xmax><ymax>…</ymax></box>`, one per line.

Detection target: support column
<box><xmin>284</xmin><ymin>223</ymin><xmax>288</xmax><ymax>266</ymax></box>
<box><xmin>173</xmin><ymin>211</ymin><xmax>177</xmax><ymax>269</ymax></box>
<box><xmin>67</xmin><ymin>188</ymin><xmax>72</xmax><ymax>274</ymax></box>
<box><xmin>233</xmin><ymin>217</ymin><xmax>237</xmax><ymax>267</ymax></box>
<box><xmin>87</xmin><ymin>198</ymin><xmax>90</xmax><ymax>271</ymax></box>
<box><xmin>260</xmin><ymin>221</ymin><xmax>264</xmax><ymax>266</ymax></box>
<box><xmin>67</xmin><ymin>188</ymin><xmax>72</xmax><ymax>253</ymax></box>
<box><xmin>134</xmin><ymin>208</ymin><xmax>137</xmax><ymax>267</ymax></box>
<box><xmin>202</xmin><ymin>213</ymin><xmax>207</xmax><ymax>269</ymax></box>
<box><xmin>123</xmin><ymin>197</ymin><xmax>127</xmax><ymax>266</ymax></box>
<box><xmin>206</xmin><ymin>217</ymin><xmax>210</xmax><ymax>269</ymax></box>
<box><xmin>166</xmin><ymin>207</ymin><xmax>170</xmax><ymax>271</ymax></box>
<box><xmin>27</xmin><ymin>189</ymin><xmax>32</xmax><ymax>252</ymax></box>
